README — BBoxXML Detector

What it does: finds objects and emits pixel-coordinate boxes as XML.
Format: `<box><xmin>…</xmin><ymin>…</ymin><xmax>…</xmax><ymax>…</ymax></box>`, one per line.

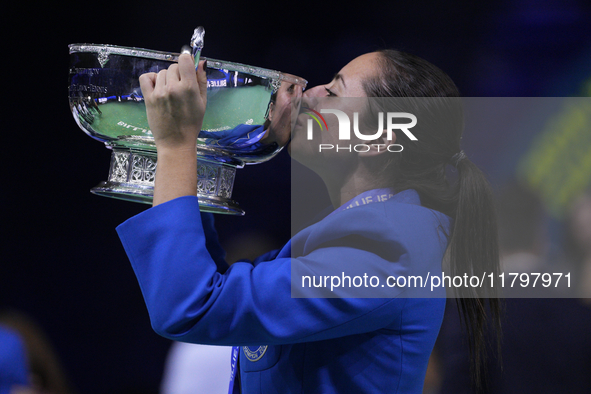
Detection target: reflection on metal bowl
<box><xmin>68</xmin><ymin>43</ymin><xmax>306</xmax><ymax>215</ymax></box>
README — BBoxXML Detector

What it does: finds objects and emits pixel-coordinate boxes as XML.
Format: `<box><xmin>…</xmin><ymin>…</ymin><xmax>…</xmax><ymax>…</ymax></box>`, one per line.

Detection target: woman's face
<box><xmin>303</xmin><ymin>52</ymin><xmax>379</xmax><ymax>99</ymax></box>
<box><xmin>288</xmin><ymin>52</ymin><xmax>381</xmax><ymax>174</ymax></box>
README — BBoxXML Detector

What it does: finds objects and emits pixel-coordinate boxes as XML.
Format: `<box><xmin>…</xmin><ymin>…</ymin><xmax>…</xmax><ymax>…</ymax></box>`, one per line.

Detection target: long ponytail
<box><xmin>449</xmin><ymin>157</ymin><xmax>502</xmax><ymax>389</ymax></box>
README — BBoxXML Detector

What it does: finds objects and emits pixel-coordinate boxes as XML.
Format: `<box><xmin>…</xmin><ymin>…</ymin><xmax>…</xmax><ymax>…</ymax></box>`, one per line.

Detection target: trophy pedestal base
<box><xmin>91</xmin><ymin>181</ymin><xmax>244</xmax><ymax>215</ymax></box>
<box><xmin>94</xmin><ymin>147</ymin><xmax>245</xmax><ymax>215</ymax></box>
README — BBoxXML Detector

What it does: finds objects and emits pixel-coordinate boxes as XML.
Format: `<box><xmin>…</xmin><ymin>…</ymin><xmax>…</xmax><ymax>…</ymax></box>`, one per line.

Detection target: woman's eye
<box><xmin>325</xmin><ymin>87</ymin><xmax>337</xmax><ymax>97</ymax></box>
<box><xmin>287</xmin><ymin>84</ymin><xmax>295</xmax><ymax>93</ymax></box>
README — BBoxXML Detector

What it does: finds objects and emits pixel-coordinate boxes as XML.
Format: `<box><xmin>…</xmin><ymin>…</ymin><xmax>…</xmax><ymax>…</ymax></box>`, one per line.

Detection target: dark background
<box><xmin>3</xmin><ymin>0</ymin><xmax>591</xmax><ymax>392</ymax></box>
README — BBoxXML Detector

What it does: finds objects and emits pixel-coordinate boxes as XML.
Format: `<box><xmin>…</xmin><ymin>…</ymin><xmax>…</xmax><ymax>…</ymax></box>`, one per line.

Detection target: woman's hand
<box><xmin>139</xmin><ymin>54</ymin><xmax>207</xmax><ymax>153</ymax></box>
<box><xmin>138</xmin><ymin>54</ymin><xmax>208</xmax><ymax>206</ymax></box>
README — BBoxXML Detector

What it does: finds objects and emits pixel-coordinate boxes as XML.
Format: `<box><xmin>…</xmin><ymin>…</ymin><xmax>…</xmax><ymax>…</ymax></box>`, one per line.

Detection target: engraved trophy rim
<box><xmin>68</xmin><ymin>43</ymin><xmax>308</xmax><ymax>87</ymax></box>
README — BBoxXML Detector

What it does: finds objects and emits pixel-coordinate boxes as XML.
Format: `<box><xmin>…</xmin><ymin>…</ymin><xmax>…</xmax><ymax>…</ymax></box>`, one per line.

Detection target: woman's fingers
<box><xmin>178</xmin><ymin>53</ymin><xmax>196</xmax><ymax>83</ymax></box>
<box><xmin>166</xmin><ymin>64</ymin><xmax>181</xmax><ymax>85</ymax></box>
<box><xmin>196</xmin><ymin>60</ymin><xmax>208</xmax><ymax>105</ymax></box>
<box><xmin>178</xmin><ymin>55</ymin><xmax>207</xmax><ymax>106</ymax></box>
<box><xmin>141</xmin><ymin>55</ymin><xmax>204</xmax><ymax>100</ymax></box>
<box><xmin>155</xmin><ymin>69</ymin><xmax>167</xmax><ymax>92</ymax></box>
<box><xmin>139</xmin><ymin>72</ymin><xmax>157</xmax><ymax>97</ymax></box>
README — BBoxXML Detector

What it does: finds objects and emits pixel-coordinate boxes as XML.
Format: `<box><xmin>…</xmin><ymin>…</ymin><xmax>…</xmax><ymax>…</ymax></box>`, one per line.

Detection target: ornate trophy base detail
<box><xmin>91</xmin><ymin>146</ymin><xmax>244</xmax><ymax>215</ymax></box>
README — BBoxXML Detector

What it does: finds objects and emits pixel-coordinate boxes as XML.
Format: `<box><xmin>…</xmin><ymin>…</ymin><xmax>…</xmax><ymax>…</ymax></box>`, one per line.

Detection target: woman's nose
<box><xmin>303</xmin><ymin>85</ymin><xmax>326</xmax><ymax>98</ymax></box>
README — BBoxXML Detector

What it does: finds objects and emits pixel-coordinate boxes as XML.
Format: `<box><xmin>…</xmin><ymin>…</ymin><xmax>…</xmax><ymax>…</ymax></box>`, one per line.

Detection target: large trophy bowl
<box><xmin>68</xmin><ymin>40</ymin><xmax>306</xmax><ymax>215</ymax></box>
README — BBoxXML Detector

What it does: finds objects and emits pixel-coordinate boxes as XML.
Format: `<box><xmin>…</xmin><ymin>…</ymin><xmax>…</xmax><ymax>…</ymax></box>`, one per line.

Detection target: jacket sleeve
<box><xmin>117</xmin><ymin>196</ymin><xmax>418</xmax><ymax>347</ymax></box>
<box><xmin>199</xmin><ymin>212</ymin><xmax>230</xmax><ymax>273</ymax></box>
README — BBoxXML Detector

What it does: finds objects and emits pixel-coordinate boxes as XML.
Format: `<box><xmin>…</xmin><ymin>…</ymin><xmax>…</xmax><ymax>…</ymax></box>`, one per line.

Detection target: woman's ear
<box><xmin>357</xmin><ymin>130</ymin><xmax>397</xmax><ymax>157</ymax></box>
<box><xmin>266</xmin><ymin>101</ymin><xmax>275</xmax><ymax>121</ymax></box>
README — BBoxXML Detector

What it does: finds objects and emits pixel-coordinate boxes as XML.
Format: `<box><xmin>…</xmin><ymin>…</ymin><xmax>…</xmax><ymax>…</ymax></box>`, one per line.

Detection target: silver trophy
<box><xmin>68</xmin><ymin>27</ymin><xmax>306</xmax><ymax>215</ymax></box>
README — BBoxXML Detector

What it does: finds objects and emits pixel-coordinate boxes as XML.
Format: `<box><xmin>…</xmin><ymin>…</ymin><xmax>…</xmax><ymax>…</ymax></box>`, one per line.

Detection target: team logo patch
<box><xmin>243</xmin><ymin>345</ymin><xmax>268</xmax><ymax>362</ymax></box>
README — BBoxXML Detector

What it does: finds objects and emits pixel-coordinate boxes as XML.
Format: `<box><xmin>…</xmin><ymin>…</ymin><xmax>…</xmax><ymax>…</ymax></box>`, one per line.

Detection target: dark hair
<box><xmin>263</xmin><ymin>91</ymin><xmax>278</xmax><ymax>130</ymax></box>
<box><xmin>0</xmin><ymin>310</ymin><xmax>76</xmax><ymax>394</ymax></box>
<box><xmin>363</xmin><ymin>49</ymin><xmax>502</xmax><ymax>391</ymax></box>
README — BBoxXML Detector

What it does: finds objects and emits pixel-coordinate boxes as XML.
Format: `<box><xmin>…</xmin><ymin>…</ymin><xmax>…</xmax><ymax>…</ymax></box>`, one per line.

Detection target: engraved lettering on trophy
<box><xmin>69</xmin><ymin>83</ymin><xmax>108</xmax><ymax>94</ymax></box>
<box><xmin>117</xmin><ymin>121</ymin><xmax>152</xmax><ymax>135</ymax></box>
<box><xmin>69</xmin><ymin>68</ymin><xmax>101</xmax><ymax>75</ymax></box>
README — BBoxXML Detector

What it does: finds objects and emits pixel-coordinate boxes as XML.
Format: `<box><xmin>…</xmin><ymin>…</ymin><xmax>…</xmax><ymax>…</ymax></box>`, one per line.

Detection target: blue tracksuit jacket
<box><xmin>117</xmin><ymin>189</ymin><xmax>449</xmax><ymax>393</ymax></box>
